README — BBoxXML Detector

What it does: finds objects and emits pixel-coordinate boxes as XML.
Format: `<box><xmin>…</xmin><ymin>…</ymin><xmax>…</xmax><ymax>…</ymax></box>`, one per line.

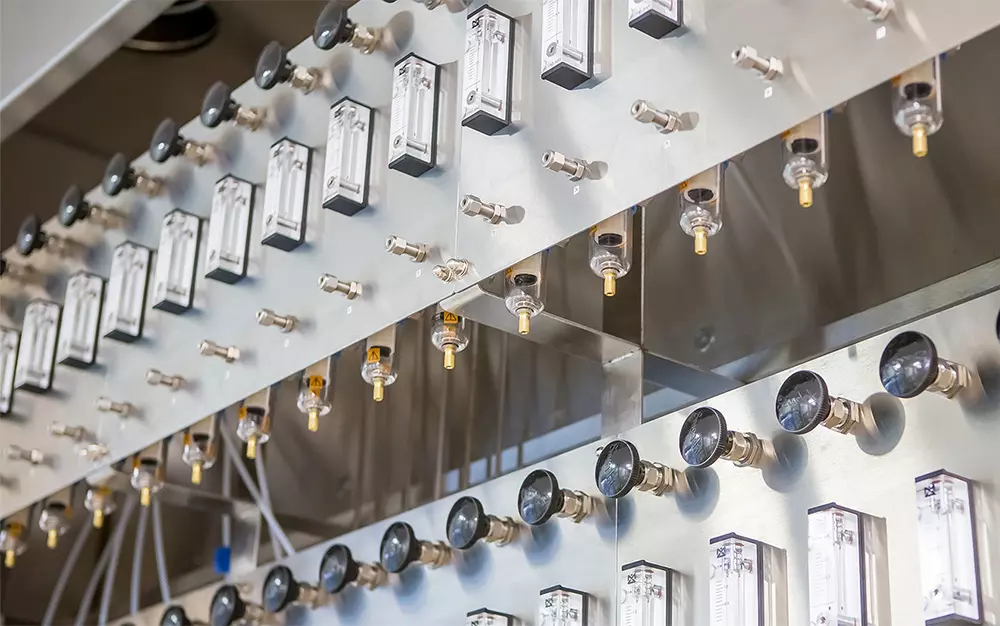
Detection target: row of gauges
<box><xmin>157</xmin><ymin>463</ymin><xmax>983</xmax><ymax>626</ymax></box>
<box><xmin>166</xmin><ymin>326</ymin><xmax>983</xmax><ymax>626</ymax></box>
<box><xmin>2</xmin><ymin>326</ymin><xmax>987</xmax><ymax>626</ymax></box>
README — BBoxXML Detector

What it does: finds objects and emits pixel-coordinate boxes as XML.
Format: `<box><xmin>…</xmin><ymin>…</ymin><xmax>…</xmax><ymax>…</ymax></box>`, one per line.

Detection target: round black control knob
<box><xmin>209</xmin><ymin>584</ymin><xmax>245</xmax><ymax>626</ymax></box>
<box><xmin>319</xmin><ymin>543</ymin><xmax>359</xmax><ymax>594</ymax></box>
<box><xmin>313</xmin><ymin>2</ymin><xmax>355</xmax><ymax>50</ymax></box>
<box><xmin>594</xmin><ymin>439</ymin><xmax>642</xmax><ymax>499</ymax></box>
<box><xmin>254</xmin><ymin>42</ymin><xmax>293</xmax><ymax>90</ymax></box>
<box><xmin>379</xmin><ymin>521</ymin><xmax>419</xmax><ymax>574</ymax></box>
<box><xmin>160</xmin><ymin>605</ymin><xmax>192</xmax><ymax>626</ymax></box>
<box><xmin>879</xmin><ymin>331</ymin><xmax>940</xmax><ymax>398</ymax></box>
<box><xmin>446</xmin><ymin>496</ymin><xmax>489</xmax><ymax>550</ymax></box>
<box><xmin>261</xmin><ymin>565</ymin><xmax>299</xmax><ymax>613</ymax></box>
<box><xmin>201</xmin><ymin>82</ymin><xmax>239</xmax><ymax>128</ymax></box>
<box><xmin>517</xmin><ymin>469</ymin><xmax>563</xmax><ymax>526</ymax></box>
<box><xmin>679</xmin><ymin>407</ymin><xmax>728</xmax><ymax>468</ymax></box>
<box><xmin>0</xmin><ymin>257</ymin><xmax>6</xmax><ymax>276</ymax></box>
<box><xmin>16</xmin><ymin>215</ymin><xmax>47</xmax><ymax>256</ymax></box>
<box><xmin>149</xmin><ymin>118</ymin><xmax>185</xmax><ymax>163</ymax></box>
<box><xmin>58</xmin><ymin>185</ymin><xmax>91</xmax><ymax>227</ymax></box>
<box><xmin>775</xmin><ymin>370</ymin><xmax>832</xmax><ymax>434</ymax></box>
<box><xmin>103</xmin><ymin>153</ymin><xmax>136</xmax><ymax>197</ymax></box>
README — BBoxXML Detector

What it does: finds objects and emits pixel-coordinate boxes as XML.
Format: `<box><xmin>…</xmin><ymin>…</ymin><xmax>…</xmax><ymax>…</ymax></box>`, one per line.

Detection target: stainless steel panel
<box><xmin>0</xmin><ymin>0</ymin><xmax>468</xmax><ymax>519</ymax></box>
<box><xmin>3</xmin><ymin>0</ymin><xmax>1000</xmax><ymax>527</ymax></box>
<box><xmin>455</xmin><ymin>0</ymin><xmax>1000</xmax><ymax>307</ymax></box>
<box><xmin>616</xmin><ymin>290</ymin><xmax>1000</xmax><ymax>625</ymax></box>
<box><xmin>119</xmin><ymin>289</ymin><xmax>1000</xmax><ymax>626</ymax></box>
<box><xmin>123</xmin><ymin>438</ymin><xmax>619</xmax><ymax>626</ymax></box>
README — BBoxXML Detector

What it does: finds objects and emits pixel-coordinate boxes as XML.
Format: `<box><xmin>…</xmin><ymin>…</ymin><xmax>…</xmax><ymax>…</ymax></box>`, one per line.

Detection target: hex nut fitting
<box><xmin>541</xmin><ymin>150</ymin><xmax>587</xmax><ymax>181</ymax></box>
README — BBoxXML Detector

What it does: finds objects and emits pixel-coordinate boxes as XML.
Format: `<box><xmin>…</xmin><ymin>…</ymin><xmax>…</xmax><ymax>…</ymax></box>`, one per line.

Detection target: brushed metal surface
<box><xmin>116</xmin><ymin>289</ymin><xmax>1000</xmax><ymax>626</ymax></box>
<box><xmin>455</xmin><ymin>0</ymin><xmax>1000</xmax><ymax>298</ymax></box>
<box><xmin>3</xmin><ymin>0</ymin><xmax>1000</xmax><ymax>523</ymax></box>
<box><xmin>0</xmin><ymin>0</ymin><xmax>468</xmax><ymax>520</ymax></box>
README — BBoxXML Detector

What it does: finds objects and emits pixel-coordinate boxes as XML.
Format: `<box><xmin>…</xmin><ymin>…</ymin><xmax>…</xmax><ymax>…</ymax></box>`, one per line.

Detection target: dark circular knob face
<box><xmin>160</xmin><ymin>605</ymin><xmax>191</xmax><ymax>626</ymax></box>
<box><xmin>262</xmin><ymin>565</ymin><xmax>298</xmax><ymax>613</ymax></box>
<box><xmin>0</xmin><ymin>257</ymin><xmax>6</xmax><ymax>276</ymax></box>
<box><xmin>255</xmin><ymin>42</ymin><xmax>290</xmax><ymax>90</ymax></box>
<box><xmin>201</xmin><ymin>82</ymin><xmax>237</xmax><ymax>128</ymax></box>
<box><xmin>379</xmin><ymin>521</ymin><xmax>418</xmax><ymax>574</ymax></box>
<box><xmin>59</xmin><ymin>185</ymin><xmax>89</xmax><ymax>227</ymax></box>
<box><xmin>319</xmin><ymin>543</ymin><xmax>358</xmax><ymax>594</ymax></box>
<box><xmin>903</xmin><ymin>82</ymin><xmax>933</xmax><ymax>101</ymax></box>
<box><xmin>103</xmin><ymin>153</ymin><xmax>133</xmax><ymax>196</ymax></box>
<box><xmin>517</xmin><ymin>469</ymin><xmax>562</xmax><ymax>526</ymax></box>
<box><xmin>16</xmin><ymin>215</ymin><xmax>44</xmax><ymax>256</ymax></box>
<box><xmin>209</xmin><ymin>584</ymin><xmax>245</xmax><ymax>626</ymax></box>
<box><xmin>595</xmin><ymin>439</ymin><xmax>641</xmax><ymax>499</ymax></box>
<box><xmin>446</xmin><ymin>496</ymin><xmax>487</xmax><ymax>550</ymax></box>
<box><xmin>679</xmin><ymin>407</ymin><xmax>728</xmax><ymax>468</ymax></box>
<box><xmin>512</xmin><ymin>273</ymin><xmax>537</xmax><ymax>287</ymax></box>
<box><xmin>775</xmin><ymin>371</ymin><xmax>831</xmax><ymax>435</ymax></box>
<box><xmin>313</xmin><ymin>1</ymin><xmax>353</xmax><ymax>50</ymax></box>
<box><xmin>150</xmin><ymin>118</ymin><xmax>183</xmax><ymax>163</ymax></box>
<box><xmin>685</xmin><ymin>187</ymin><xmax>715</xmax><ymax>204</ymax></box>
<box><xmin>879</xmin><ymin>331</ymin><xmax>939</xmax><ymax>398</ymax></box>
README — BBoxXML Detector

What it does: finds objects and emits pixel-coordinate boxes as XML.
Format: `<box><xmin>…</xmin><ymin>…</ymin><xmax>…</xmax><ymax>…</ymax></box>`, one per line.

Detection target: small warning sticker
<box><xmin>308</xmin><ymin>375</ymin><xmax>324</xmax><ymax>393</ymax></box>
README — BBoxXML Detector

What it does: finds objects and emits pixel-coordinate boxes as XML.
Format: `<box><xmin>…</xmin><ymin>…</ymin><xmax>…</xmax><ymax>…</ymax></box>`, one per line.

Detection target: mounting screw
<box><xmin>257</xmin><ymin>309</ymin><xmax>296</xmax><ymax>332</ymax></box>
<box><xmin>198</xmin><ymin>340</ymin><xmax>240</xmax><ymax>363</ymax></box>
<box><xmin>732</xmin><ymin>45</ymin><xmax>784</xmax><ymax>80</ymax></box>
<box><xmin>460</xmin><ymin>194</ymin><xmax>505</xmax><ymax>224</ymax></box>
<box><xmin>79</xmin><ymin>443</ymin><xmax>110</xmax><ymax>462</ymax></box>
<box><xmin>385</xmin><ymin>236</ymin><xmax>428</xmax><ymax>262</ymax></box>
<box><xmin>145</xmin><ymin>369</ymin><xmax>184</xmax><ymax>390</ymax></box>
<box><xmin>433</xmin><ymin>258</ymin><xmax>472</xmax><ymax>283</ymax></box>
<box><xmin>631</xmin><ymin>100</ymin><xmax>681</xmax><ymax>133</ymax></box>
<box><xmin>541</xmin><ymin>150</ymin><xmax>588</xmax><ymax>181</ymax></box>
<box><xmin>49</xmin><ymin>423</ymin><xmax>90</xmax><ymax>442</ymax></box>
<box><xmin>5</xmin><ymin>445</ymin><xmax>45</xmax><ymax>465</ymax></box>
<box><xmin>95</xmin><ymin>397</ymin><xmax>133</xmax><ymax>416</ymax></box>
<box><xmin>843</xmin><ymin>0</ymin><xmax>893</xmax><ymax>20</ymax></box>
<box><xmin>318</xmin><ymin>274</ymin><xmax>362</xmax><ymax>299</ymax></box>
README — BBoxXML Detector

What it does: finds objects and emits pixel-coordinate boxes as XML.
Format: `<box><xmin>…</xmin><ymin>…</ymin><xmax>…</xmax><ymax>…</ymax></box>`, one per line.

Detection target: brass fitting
<box><xmin>912</xmin><ymin>123</ymin><xmax>929</xmax><ymax>158</ymax></box>
<box><xmin>798</xmin><ymin>178</ymin><xmax>814</xmax><ymax>208</ymax></box>
<box><xmin>693</xmin><ymin>227</ymin><xmax>708</xmax><ymax>256</ymax></box>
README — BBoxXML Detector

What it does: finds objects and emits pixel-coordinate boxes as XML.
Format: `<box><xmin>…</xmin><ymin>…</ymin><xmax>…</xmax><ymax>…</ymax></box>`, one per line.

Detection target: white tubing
<box><xmin>129</xmin><ymin>504</ymin><xmax>150</xmax><ymax>615</ymax></box>
<box><xmin>151</xmin><ymin>499</ymin><xmax>171</xmax><ymax>604</ymax></box>
<box><xmin>220</xmin><ymin>428</ymin><xmax>295</xmax><ymax>556</ymax></box>
<box><xmin>42</xmin><ymin>521</ymin><xmax>93</xmax><ymax>626</ymax></box>
<box><xmin>98</xmin><ymin>495</ymin><xmax>137</xmax><ymax>625</ymax></box>
<box><xmin>76</xmin><ymin>496</ymin><xmax>136</xmax><ymax>626</ymax></box>
<box><xmin>254</xmin><ymin>450</ymin><xmax>282</xmax><ymax>559</ymax></box>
